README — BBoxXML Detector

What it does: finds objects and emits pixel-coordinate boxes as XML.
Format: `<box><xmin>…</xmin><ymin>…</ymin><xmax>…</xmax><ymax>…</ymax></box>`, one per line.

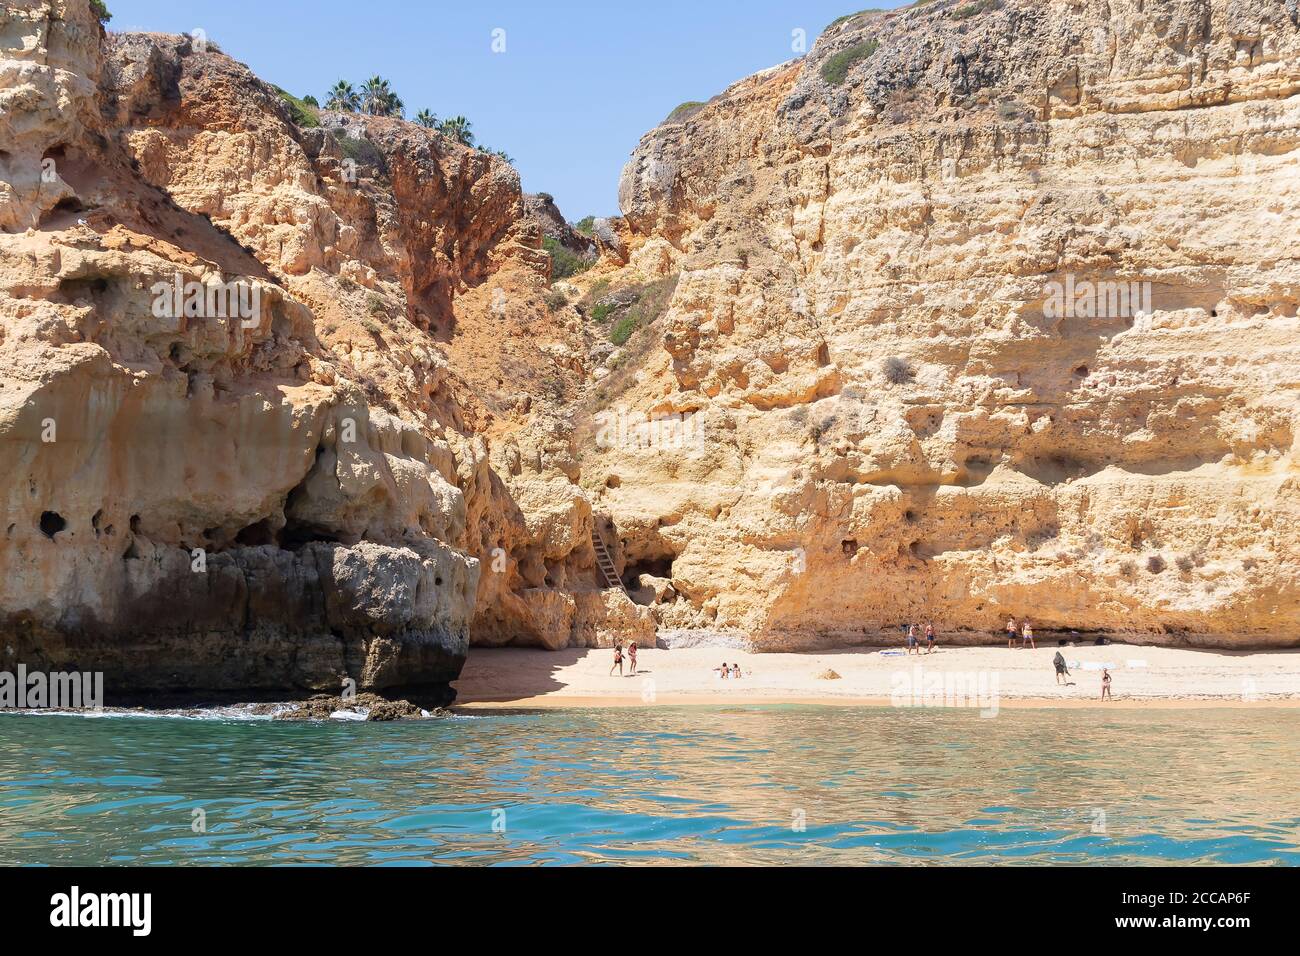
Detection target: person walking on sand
<box><xmin>627</xmin><ymin>641</ymin><xmax>637</xmax><ymax>675</ymax></box>
<box><xmin>925</xmin><ymin>621</ymin><xmax>936</xmax><ymax>654</ymax></box>
<box><xmin>1006</xmin><ymin>617</ymin><xmax>1018</xmax><ymax>649</ymax></box>
<box><xmin>1053</xmin><ymin>650</ymin><xmax>1070</xmax><ymax>685</ymax></box>
<box><xmin>1101</xmin><ymin>668</ymin><xmax>1113</xmax><ymax>701</ymax></box>
<box><xmin>1021</xmin><ymin>619</ymin><xmax>1036</xmax><ymax>650</ymax></box>
<box><xmin>906</xmin><ymin>623</ymin><xmax>919</xmax><ymax>655</ymax></box>
<box><xmin>610</xmin><ymin>641</ymin><xmax>623</xmax><ymax>677</ymax></box>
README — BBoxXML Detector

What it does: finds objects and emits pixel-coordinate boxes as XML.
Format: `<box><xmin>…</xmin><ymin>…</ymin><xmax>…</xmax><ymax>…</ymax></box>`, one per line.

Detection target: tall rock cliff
<box><xmin>2</xmin><ymin>0</ymin><xmax>1298</xmax><ymax>703</ymax></box>
<box><xmin>0</xmin><ymin>0</ymin><xmax>646</xmax><ymax>700</ymax></box>
<box><xmin>580</xmin><ymin>0</ymin><xmax>1300</xmax><ymax>647</ymax></box>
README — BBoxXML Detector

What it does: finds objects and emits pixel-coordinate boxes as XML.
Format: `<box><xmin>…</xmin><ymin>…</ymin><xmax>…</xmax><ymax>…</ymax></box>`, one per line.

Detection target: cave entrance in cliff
<box><xmin>623</xmin><ymin>556</ymin><xmax>674</xmax><ymax>602</ymax></box>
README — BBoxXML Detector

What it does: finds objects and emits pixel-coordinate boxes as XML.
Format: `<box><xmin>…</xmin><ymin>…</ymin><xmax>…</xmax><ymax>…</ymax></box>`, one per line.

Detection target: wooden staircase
<box><xmin>591</xmin><ymin>527</ymin><xmax>628</xmax><ymax>595</ymax></box>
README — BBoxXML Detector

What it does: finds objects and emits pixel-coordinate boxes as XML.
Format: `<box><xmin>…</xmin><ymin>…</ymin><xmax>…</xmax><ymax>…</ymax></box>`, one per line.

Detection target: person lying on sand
<box><xmin>1101</xmin><ymin>668</ymin><xmax>1113</xmax><ymax>700</ymax></box>
<box><xmin>627</xmin><ymin>642</ymin><xmax>637</xmax><ymax>675</ymax></box>
<box><xmin>1053</xmin><ymin>650</ymin><xmax>1071</xmax><ymax>685</ymax></box>
<box><xmin>610</xmin><ymin>642</ymin><xmax>623</xmax><ymax>677</ymax></box>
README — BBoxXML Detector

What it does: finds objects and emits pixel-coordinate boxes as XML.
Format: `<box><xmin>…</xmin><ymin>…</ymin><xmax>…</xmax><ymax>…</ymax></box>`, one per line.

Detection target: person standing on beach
<box><xmin>906</xmin><ymin>623</ymin><xmax>919</xmax><ymax>655</ymax></box>
<box><xmin>1101</xmin><ymin>668</ymin><xmax>1113</xmax><ymax>700</ymax></box>
<box><xmin>610</xmin><ymin>642</ymin><xmax>623</xmax><ymax>677</ymax></box>
<box><xmin>925</xmin><ymin>621</ymin><xmax>936</xmax><ymax>654</ymax></box>
<box><xmin>1053</xmin><ymin>650</ymin><xmax>1070</xmax><ymax>684</ymax></box>
<box><xmin>1006</xmin><ymin>617</ymin><xmax>1018</xmax><ymax>649</ymax></box>
<box><xmin>1021</xmin><ymin>619</ymin><xmax>1036</xmax><ymax>650</ymax></box>
<box><xmin>627</xmin><ymin>641</ymin><xmax>637</xmax><ymax>675</ymax></box>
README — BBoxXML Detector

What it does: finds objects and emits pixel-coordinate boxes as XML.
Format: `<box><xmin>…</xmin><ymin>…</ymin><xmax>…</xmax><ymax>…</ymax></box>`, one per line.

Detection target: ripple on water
<box><xmin>0</xmin><ymin>706</ymin><xmax>1298</xmax><ymax>865</ymax></box>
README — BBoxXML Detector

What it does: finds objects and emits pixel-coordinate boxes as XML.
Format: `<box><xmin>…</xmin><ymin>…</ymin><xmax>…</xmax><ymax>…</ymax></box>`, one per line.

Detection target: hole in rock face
<box><xmin>1073</xmin><ymin>365</ymin><xmax>1088</xmax><ymax>377</ymax></box>
<box><xmin>623</xmin><ymin>555</ymin><xmax>674</xmax><ymax>590</ymax></box>
<box><xmin>129</xmin><ymin>514</ymin><xmax>141</xmax><ymax>535</ymax></box>
<box><xmin>39</xmin><ymin>511</ymin><xmax>66</xmax><ymax>538</ymax></box>
<box><xmin>279</xmin><ymin>519</ymin><xmax>340</xmax><ymax>551</ymax></box>
<box><xmin>904</xmin><ymin>510</ymin><xmax>916</xmax><ymax>523</ymax></box>
<box><xmin>841</xmin><ymin>539</ymin><xmax>858</xmax><ymax>555</ymax></box>
<box><xmin>435</xmin><ymin>576</ymin><xmax>444</xmax><ymax>586</ymax></box>
<box><xmin>235</xmin><ymin>518</ymin><xmax>278</xmax><ymax>547</ymax></box>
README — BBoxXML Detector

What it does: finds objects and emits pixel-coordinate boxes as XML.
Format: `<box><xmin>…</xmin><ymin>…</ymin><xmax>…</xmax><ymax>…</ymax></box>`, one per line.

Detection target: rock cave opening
<box><xmin>39</xmin><ymin>511</ymin><xmax>66</xmax><ymax>539</ymax></box>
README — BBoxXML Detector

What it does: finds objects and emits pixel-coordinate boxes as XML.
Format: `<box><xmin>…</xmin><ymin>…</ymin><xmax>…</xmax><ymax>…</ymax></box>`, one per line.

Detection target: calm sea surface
<box><xmin>1</xmin><ymin>706</ymin><xmax>1297</xmax><ymax>865</ymax></box>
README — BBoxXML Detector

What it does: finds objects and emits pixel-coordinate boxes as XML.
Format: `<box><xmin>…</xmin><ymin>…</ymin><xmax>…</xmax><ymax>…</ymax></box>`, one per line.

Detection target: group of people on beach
<box><xmin>609</xmin><ymin>623</ymin><xmax>1115</xmax><ymax>699</ymax></box>
<box><xmin>1005</xmin><ymin>617</ymin><xmax>1036</xmax><ymax>649</ymax></box>
<box><xmin>902</xmin><ymin>621</ymin><xmax>938</xmax><ymax>654</ymax></box>
<box><xmin>608</xmin><ymin>641</ymin><xmax>637</xmax><ymax>676</ymax></box>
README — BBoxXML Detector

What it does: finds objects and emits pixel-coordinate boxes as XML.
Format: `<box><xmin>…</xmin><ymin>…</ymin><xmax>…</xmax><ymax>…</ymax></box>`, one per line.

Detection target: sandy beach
<box><xmin>454</xmin><ymin>643</ymin><xmax>1300</xmax><ymax>710</ymax></box>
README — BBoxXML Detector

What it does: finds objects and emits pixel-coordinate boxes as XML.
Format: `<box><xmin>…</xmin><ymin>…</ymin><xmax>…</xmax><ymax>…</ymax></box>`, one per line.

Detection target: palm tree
<box><xmin>414</xmin><ymin>109</ymin><xmax>438</xmax><ymax>128</ymax></box>
<box><xmin>437</xmin><ymin>115</ymin><xmax>474</xmax><ymax>147</ymax></box>
<box><xmin>324</xmin><ymin>80</ymin><xmax>358</xmax><ymax>112</ymax></box>
<box><xmin>482</xmin><ymin>146</ymin><xmax>513</xmax><ymax>164</ymax></box>
<box><xmin>361</xmin><ymin>76</ymin><xmax>404</xmax><ymax>117</ymax></box>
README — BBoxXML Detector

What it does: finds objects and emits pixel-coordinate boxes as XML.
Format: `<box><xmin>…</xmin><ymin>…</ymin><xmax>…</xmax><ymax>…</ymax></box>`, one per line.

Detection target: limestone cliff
<box><xmin>580</xmin><ymin>0</ymin><xmax>1300</xmax><ymax>647</ymax></box>
<box><xmin>2</xmin><ymin>0</ymin><xmax>1298</xmax><ymax>699</ymax></box>
<box><xmin>0</xmin><ymin>0</ymin><xmax>644</xmax><ymax>701</ymax></box>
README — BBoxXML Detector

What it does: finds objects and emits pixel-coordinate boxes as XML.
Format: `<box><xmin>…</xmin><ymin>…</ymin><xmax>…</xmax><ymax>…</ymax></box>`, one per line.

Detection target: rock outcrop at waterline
<box><xmin>582</xmin><ymin>0</ymin><xmax>1300</xmax><ymax>647</ymax></box>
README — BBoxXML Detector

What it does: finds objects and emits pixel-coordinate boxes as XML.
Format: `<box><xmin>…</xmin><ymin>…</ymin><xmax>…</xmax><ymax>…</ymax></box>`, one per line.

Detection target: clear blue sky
<box><xmin>105</xmin><ymin>0</ymin><xmax>905</xmax><ymax>219</ymax></box>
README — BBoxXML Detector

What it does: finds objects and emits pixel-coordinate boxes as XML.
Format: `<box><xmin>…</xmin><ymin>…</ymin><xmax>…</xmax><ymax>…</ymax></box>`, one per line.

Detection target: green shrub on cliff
<box><xmin>544</xmin><ymin>237</ymin><xmax>593</xmax><ymax>280</ymax></box>
<box><xmin>953</xmin><ymin>0</ymin><xmax>1000</xmax><ymax>19</ymax></box>
<box><xmin>90</xmin><ymin>0</ymin><xmax>111</xmax><ymax>24</ymax></box>
<box><xmin>825</xmin><ymin>9</ymin><xmax>886</xmax><ymax>32</ymax></box>
<box><xmin>273</xmin><ymin>86</ymin><xmax>320</xmax><ymax>128</ymax></box>
<box><xmin>820</xmin><ymin>39</ymin><xmax>880</xmax><ymax>86</ymax></box>
<box><xmin>610</xmin><ymin>315</ymin><xmax>637</xmax><ymax>346</ymax></box>
<box><xmin>666</xmin><ymin>101</ymin><xmax>705</xmax><ymax>123</ymax></box>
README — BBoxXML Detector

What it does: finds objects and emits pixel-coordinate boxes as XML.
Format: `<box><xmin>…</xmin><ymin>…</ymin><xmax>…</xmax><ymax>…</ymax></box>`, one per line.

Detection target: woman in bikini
<box><xmin>627</xmin><ymin>642</ymin><xmax>637</xmax><ymax>675</ymax></box>
<box><xmin>1101</xmin><ymin>668</ymin><xmax>1113</xmax><ymax>700</ymax></box>
<box><xmin>610</xmin><ymin>642</ymin><xmax>623</xmax><ymax>677</ymax></box>
<box><xmin>1021</xmin><ymin>619</ymin><xmax>1035</xmax><ymax>650</ymax></box>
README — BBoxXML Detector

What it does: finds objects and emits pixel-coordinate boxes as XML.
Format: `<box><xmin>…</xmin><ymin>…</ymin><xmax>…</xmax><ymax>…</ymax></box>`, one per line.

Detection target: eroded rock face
<box><xmin>0</xmin><ymin>0</ymin><xmax>628</xmax><ymax>696</ymax></box>
<box><xmin>4</xmin><ymin>0</ymin><xmax>1298</xmax><ymax>682</ymax></box>
<box><xmin>580</xmin><ymin>0</ymin><xmax>1300</xmax><ymax>647</ymax></box>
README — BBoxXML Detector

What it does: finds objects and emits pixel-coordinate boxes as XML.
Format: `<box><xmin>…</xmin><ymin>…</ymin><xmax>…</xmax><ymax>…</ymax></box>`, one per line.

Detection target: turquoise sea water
<box><xmin>1</xmin><ymin>706</ymin><xmax>1297</xmax><ymax>866</ymax></box>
